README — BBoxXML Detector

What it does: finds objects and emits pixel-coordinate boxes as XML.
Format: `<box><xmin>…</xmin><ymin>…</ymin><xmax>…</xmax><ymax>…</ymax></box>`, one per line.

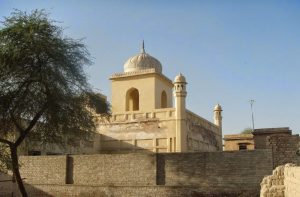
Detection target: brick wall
<box><xmin>0</xmin><ymin>184</ymin><xmax>261</xmax><ymax>197</ymax></box>
<box><xmin>158</xmin><ymin>150</ymin><xmax>273</xmax><ymax>192</ymax></box>
<box><xmin>1</xmin><ymin>150</ymin><xmax>274</xmax><ymax>196</ymax></box>
<box><xmin>266</xmin><ymin>135</ymin><xmax>299</xmax><ymax>167</ymax></box>
<box><xmin>17</xmin><ymin>151</ymin><xmax>273</xmax><ymax>190</ymax></box>
<box><xmin>70</xmin><ymin>154</ymin><xmax>156</xmax><ymax>186</ymax></box>
<box><xmin>19</xmin><ymin>155</ymin><xmax>67</xmax><ymax>184</ymax></box>
<box><xmin>0</xmin><ymin>172</ymin><xmax>14</xmax><ymax>195</ymax></box>
<box><xmin>22</xmin><ymin>185</ymin><xmax>259</xmax><ymax>197</ymax></box>
<box><xmin>254</xmin><ymin>134</ymin><xmax>271</xmax><ymax>149</ymax></box>
<box><xmin>253</xmin><ymin>127</ymin><xmax>292</xmax><ymax>150</ymax></box>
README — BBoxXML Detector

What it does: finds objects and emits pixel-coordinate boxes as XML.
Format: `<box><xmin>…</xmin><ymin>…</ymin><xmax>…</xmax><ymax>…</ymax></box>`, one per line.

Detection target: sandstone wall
<box><xmin>97</xmin><ymin>108</ymin><xmax>222</xmax><ymax>153</ymax></box>
<box><xmin>260</xmin><ymin>165</ymin><xmax>286</xmax><ymax>197</ymax></box>
<box><xmin>97</xmin><ymin>109</ymin><xmax>176</xmax><ymax>153</ymax></box>
<box><xmin>186</xmin><ymin>110</ymin><xmax>222</xmax><ymax>152</ymax></box>
<box><xmin>260</xmin><ymin>164</ymin><xmax>300</xmax><ymax>197</ymax></box>
<box><xmin>284</xmin><ymin>165</ymin><xmax>300</xmax><ymax>197</ymax></box>
<box><xmin>223</xmin><ymin>134</ymin><xmax>254</xmax><ymax>151</ymax></box>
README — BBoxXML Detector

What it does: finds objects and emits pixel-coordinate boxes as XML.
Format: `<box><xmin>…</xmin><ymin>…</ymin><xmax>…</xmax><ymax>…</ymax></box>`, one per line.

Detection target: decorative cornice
<box><xmin>110</xmin><ymin>69</ymin><xmax>173</xmax><ymax>85</ymax></box>
<box><xmin>110</xmin><ymin>68</ymin><xmax>157</xmax><ymax>78</ymax></box>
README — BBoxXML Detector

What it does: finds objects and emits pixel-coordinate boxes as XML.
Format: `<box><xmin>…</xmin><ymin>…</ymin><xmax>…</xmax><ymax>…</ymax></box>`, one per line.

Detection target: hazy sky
<box><xmin>1</xmin><ymin>0</ymin><xmax>300</xmax><ymax>135</ymax></box>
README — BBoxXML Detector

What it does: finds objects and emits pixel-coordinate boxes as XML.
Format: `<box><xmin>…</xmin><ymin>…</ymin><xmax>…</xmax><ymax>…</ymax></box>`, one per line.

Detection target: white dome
<box><xmin>123</xmin><ymin>42</ymin><xmax>162</xmax><ymax>73</ymax></box>
<box><xmin>174</xmin><ymin>73</ymin><xmax>186</xmax><ymax>83</ymax></box>
<box><xmin>214</xmin><ymin>103</ymin><xmax>222</xmax><ymax>111</ymax></box>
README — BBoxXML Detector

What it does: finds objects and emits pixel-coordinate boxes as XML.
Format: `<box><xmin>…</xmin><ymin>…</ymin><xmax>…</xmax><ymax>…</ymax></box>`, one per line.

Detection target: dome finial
<box><xmin>214</xmin><ymin>103</ymin><xmax>222</xmax><ymax>111</ymax></box>
<box><xmin>141</xmin><ymin>40</ymin><xmax>145</xmax><ymax>53</ymax></box>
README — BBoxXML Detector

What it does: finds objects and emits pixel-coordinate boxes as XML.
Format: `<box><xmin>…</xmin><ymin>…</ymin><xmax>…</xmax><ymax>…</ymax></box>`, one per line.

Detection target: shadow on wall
<box><xmin>156</xmin><ymin>150</ymin><xmax>273</xmax><ymax>197</ymax></box>
<box><xmin>0</xmin><ymin>173</ymin><xmax>53</xmax><ymax>197</ymax></box>
<box><xmin>99</xmin><ymin>133</ymin><xmax>166</xmax><ymax>154</ymax></box>
<box><xmin>25</xmin><ymin>132</ymin><xmax>104</xmax><ymax>156</ymax></box>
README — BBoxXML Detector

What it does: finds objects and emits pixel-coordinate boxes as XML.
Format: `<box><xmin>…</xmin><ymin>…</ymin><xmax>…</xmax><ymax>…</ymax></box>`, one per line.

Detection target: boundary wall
<box><xmin>0</xmin><ymin>150</ymin><xmax>273</xmax><ymax>197</ymax></box>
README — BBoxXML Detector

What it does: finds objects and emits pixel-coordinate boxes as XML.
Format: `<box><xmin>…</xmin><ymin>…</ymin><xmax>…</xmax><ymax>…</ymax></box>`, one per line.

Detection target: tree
<box><xmin>0</xmin><ymin>143</ymin><xmax>11</xmax><ymax>173</ymax></box>
<box><xmin>240</xmin><ymin>128</ymin><xmax>253</xmax><ymax>134</ymax></box>
<box><xmin>0</xmin><ymin>10</ymin><xmax>108</xmax><ymax>196</ymax></box>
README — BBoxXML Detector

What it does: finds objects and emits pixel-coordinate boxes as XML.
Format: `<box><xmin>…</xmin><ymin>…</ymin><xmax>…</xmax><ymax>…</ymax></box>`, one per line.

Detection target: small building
<box><xmin>252</xmin><ymin>127</ymin><xmax>292</xmax><ymax>149</ymax></box>
<box><xmin>224</xmin><ymin>127</ymin><xmax>300</xmax><ymax>152</ymax></box>
<box><xmin>223</xmin><ymin>134</ymin><xmax>254</xmax><ymax>151</ymax></box>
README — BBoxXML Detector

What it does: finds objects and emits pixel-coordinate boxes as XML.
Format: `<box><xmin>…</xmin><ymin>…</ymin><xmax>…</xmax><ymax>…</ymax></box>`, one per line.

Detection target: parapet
<box><xmin>252</xmin><ymin>127</ymin><xmax>291</xmax><ymax>135</ymax></box>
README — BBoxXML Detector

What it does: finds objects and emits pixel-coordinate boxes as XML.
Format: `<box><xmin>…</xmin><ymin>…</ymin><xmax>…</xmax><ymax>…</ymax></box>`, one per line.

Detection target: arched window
<box><xmin>126</xmin><ymin>88</ymin><xmax>139</xmax><ymax>111</ymax></box>
<box><xmin>161</xmin><ymin>90</ymin><xmax>167</xmax><ymax>108</ymax></box>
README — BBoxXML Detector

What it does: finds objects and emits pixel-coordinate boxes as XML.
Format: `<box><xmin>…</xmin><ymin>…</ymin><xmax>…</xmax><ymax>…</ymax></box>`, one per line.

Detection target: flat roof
<box><xmin>252</xmin><ymin>127</ymin><xmax>291</xmax><ymax>135</ymax></box>
<box><xmin>223</xmin><ymin>134</ymin><xmax>253</xmax><ymax>140</ymax></box>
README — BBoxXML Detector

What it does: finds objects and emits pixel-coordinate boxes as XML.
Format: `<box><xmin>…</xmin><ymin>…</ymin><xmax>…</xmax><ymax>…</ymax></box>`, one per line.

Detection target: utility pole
<box><xmin>249</xmin><ymin>100</ymin><xmax>255</xmax><ymax>132</ymax></box>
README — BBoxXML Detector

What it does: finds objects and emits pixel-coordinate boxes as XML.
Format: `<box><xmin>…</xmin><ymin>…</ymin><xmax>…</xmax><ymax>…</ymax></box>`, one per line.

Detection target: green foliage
<box><xmin>0</xmin><ymin>9</ymin><xmax>112</xmax><ymax>196</ymax></box>
<box><xmin>85</xmin><ymin>92</ymin><xmax>111</xmax><ymax>114</ymax></box>
<box><xmin>0</xmin><ymin>9</ymin><xmax>108</xmax><ymax>148</ymax></box>
<box><xmin>0</xmin><ymin>144</ymin><xmax>11</xmax><ymax>173</ymax></box>
<box><xmin>240</xmin><ymin>128</ymin><xmax>253</xmax><ymax>134</ymax></box>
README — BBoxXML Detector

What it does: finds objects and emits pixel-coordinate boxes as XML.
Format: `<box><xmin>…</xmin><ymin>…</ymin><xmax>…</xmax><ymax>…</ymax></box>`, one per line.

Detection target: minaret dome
<box><xmin>123</xmin><ymin>41</ymin><xmax>162</xmax><ymax>73</ymax></box>
<box><xmin>214</xmin><ymin>103</ymin><xmax>222</xmax><ymax>111</ymax></box>
<box><xmin>174</xmin><ymin>73</ymin><xmax>186</xmax><ymax>83</ymax></box>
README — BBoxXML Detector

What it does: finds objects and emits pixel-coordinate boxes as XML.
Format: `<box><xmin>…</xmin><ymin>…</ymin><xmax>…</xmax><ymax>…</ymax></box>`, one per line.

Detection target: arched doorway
<box><xmin>126</xmin><ymin>88</ymin><xmax>139</xmax><ymax>111</ymax></box>
<box><xmin>161</xmin><ymin>90</ymin><xmax>167</xmax><ymax>108</ymax></box>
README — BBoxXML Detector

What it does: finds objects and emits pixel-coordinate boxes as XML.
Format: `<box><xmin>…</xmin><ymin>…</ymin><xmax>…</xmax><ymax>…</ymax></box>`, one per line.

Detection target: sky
<box><xmin>1</xmin><ymin>0</ymin><xmax>300</xmax><ymax>135</ymax></box>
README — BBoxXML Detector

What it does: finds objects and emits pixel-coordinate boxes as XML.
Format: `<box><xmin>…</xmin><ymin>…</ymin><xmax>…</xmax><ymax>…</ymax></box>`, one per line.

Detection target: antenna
<box><xmin>249</xmin><ymin>99</ymin><xmax>255</xmax><ymax>132</ymax></box>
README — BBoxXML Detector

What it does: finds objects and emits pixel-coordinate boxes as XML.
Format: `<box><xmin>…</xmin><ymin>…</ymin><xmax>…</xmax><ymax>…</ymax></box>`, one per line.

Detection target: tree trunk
<box><xmin>10</xmin><ymin>145</ymin><xmax>28</xmax><ymax>197</ymax></box>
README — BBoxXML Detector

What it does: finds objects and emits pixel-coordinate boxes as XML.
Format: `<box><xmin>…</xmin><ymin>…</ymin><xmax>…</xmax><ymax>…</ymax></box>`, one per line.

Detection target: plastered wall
<box><xmin>186</xmin><ymin>110</ymin><xmax>222</xmax><ymax>151</ymax></box>
<box><xmin>97</xmin><ymin>109</ymin><xmax>176</xmax><ymax>153</ymax></box>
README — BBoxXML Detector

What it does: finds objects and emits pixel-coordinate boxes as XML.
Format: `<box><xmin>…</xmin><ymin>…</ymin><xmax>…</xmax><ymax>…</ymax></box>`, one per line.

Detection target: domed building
<box><xmin>95</xmin><ymin>42</ymin><xmax>223</xmax><ymax>153</ymax></box>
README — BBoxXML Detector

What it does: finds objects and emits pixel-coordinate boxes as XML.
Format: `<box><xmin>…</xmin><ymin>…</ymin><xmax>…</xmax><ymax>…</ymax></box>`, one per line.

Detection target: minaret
<box><xmin>214</xmin><ymin>103</ymin><xmax>223</xmax><ymax>132</ymax></box>
<box><xmin>174</xmin><ymin>73</ymin><xmax>187</xmax><ymax>152</ymax></box>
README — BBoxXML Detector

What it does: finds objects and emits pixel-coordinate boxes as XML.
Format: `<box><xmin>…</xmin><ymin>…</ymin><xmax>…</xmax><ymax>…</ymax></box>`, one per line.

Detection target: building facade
<box><xmin>223</xmin><ymin>127</ymin><xmax>300</xmax><ymax>152</ymax></box>
<box><xmin>223</xmin><ymin>134</ymin><xmax>254</xmax><ymax>151</ymax></box>
<box><xmin>95</xmin><ymin>43</ymin><xmax>222</xmax><ymax>153</ymax></box>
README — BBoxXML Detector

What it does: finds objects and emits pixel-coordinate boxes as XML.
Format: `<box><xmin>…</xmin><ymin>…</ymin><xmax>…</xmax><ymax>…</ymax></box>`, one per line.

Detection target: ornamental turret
<box><xmin>174</xmin><ymin>73</ymin><xmax>187</xmax><ymax>152</ymax></box>
<box><xmin>214</xmin><ymin>103</ymin><xmax>223</xmax><ymax>132</ymax></box>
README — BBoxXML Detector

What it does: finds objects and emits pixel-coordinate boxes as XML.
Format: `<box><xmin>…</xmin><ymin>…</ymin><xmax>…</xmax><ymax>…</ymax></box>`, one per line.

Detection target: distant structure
<box><xmin>223</xmin><ymin>134</ymin><xmax>254</xmax><ymax>151</ymax></box>
<box><xmin>223</xmin><ymin>127</ymin><xmax>299</xmax><ymax>152</ymax></box>
<box><xmin>95</xmin><ymin>42</ymin><xmax>223</xmax><ymax>153</ymax></box>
